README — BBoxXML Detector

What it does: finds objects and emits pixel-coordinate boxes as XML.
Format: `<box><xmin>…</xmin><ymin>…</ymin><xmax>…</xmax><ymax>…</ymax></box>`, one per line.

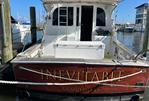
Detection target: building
<box><xmin>135</xmin><ymin>3</ymin><xmax>148</xmax><ymax>32</ymax></box>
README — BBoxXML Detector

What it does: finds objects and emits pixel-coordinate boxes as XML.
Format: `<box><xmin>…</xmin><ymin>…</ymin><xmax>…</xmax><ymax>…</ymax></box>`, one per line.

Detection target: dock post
<box><xmin>146</xmin><ymin>7</ymin><xmax>149</xmax><ymax>61</ymax></box>
<box><xmin>0</xmin><ymin>0</ymin><xmax>13</xmax><ymax>64</ymax></box>
<box><xmin>143</xmin><ymin>79</ymin><xmax>149</xmax><ymax>101</ymax></box>
<box><xmin>143</xmin><ymin>6</ymin><xmax>149</xmax><ymax>101</ymax></box>
<box><xmin>0</xmin><ymin>2</ymin><xmax>3</xmax><ymax>58</ymax></box>
<box><xmin>30</xmin><ymin>7</ymin><xmax>37</xmax><ymax>44</ymax></box>
<box><xmin>142</xmin><ymin>6</ymin><xmax>149</xmax><ymax>57</ymax></box>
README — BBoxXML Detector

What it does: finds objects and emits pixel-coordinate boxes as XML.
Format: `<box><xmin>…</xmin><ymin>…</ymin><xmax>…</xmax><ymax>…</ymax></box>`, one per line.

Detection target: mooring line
<box><xmin>0</xmin><ymin>79</ymin><xmax>148</xmax><ymax>88</ymax></box>
<box><xmin>0</xmin><ymin>66</ymin><xmax>144</xmax><ymax>88</ymax></box>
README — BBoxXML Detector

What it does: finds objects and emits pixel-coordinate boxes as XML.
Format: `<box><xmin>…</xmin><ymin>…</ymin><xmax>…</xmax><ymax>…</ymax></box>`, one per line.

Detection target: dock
<box><xmin>0</xmin><ymin>0</ymin><xmax>38</xmax><ymax>79</ymax></box>
<box><xmin>0</xmin><ymin>23</ymin><xmax>2</xmax><ymax>64</ymax></box>
<box><xmin>0</xmin><ymin>0</ymin><xmax>18</xmax><ymax>80</ymax></box>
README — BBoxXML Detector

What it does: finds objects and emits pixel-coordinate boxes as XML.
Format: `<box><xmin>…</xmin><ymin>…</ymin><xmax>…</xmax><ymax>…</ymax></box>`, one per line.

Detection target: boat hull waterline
<box><xmin>13</xmin><ymin>63</ymin><xmax>149</xmax><ymax>95</ymax></box>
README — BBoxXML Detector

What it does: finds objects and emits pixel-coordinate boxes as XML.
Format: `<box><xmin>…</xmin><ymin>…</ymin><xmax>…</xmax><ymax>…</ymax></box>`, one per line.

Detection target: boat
<box><xmin>11</xmin><ymin>16</ymin><xmax>31</xmax><ymax>46</ymax></box>
<box><xmin>0</xmin><ymin>16</ymin><xmax>31</xmax><ymax>60</ymax></box>
<box><xmin>11</xmin><ymin>0</ymin><xmax>149</xmax><ymax>100</ymax></box>
<box><xmin>123</xmin><ymin>26</ymin><xmax>135</xmax><ymax>33</ymax></box>
<box><xmin>117</xmin><ymin>24</ymin><xmax>135</xmax><ymax>33</ymax></box>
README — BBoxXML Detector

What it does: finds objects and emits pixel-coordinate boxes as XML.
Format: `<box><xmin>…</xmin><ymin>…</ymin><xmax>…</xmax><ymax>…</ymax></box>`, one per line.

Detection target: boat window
<box><xmin>136</xmin><ymin>19</ymin><xmax>142</xmax><ymax>24</ymax></box>
<box><xmin>96</xmin><ymin>8</ymin><xmax>105</xmax><ymax>26</ymax></box>
<box><xmin>60</xmin><ymin>7</ymin><xmax>67</xmax><ymax>15</ymax></box>
<box><xmin>53</xmin><ymin>7</ymin><xmax>73</xmax><ymax>26</ymax></box>
<box><xmin>76</xmin><ymin>7</ymin><xmax>79</xmax><ymax>26</ymax></box>
<box><xmin>68</xmin><ymin>7</ymin><xmax>73</xmax><ymax>26</ymax></box>
<box><xmin>53</xmin><ymin>8</ymin><xmax>58</xmax><ymax>25</ymax></box>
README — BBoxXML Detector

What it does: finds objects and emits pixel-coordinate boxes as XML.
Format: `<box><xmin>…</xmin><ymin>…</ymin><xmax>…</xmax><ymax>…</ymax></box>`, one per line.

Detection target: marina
<box><xmin>0</xmin><ymin>0</ymin><xmax>149</xmax><ymax>101</ymax></box>
<box><xmin>0</xmin><ymin>31</ymin><xmax>144</xmax><ymax>101</ymax></box>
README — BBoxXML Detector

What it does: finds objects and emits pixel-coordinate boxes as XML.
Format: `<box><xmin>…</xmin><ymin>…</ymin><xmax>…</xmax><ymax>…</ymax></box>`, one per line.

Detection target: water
<box><xmin>117</xmin><ymin>31</ymin><xmax>144</xmax><ymax>53</ymax></box>
<box><xmin>0</xmin><ymin>85</ymin><xmax>32</xmax><ymax>101</ymax></box>
<box><xmin>0</xmin><ymin>31</ymin><xmax>144</xmax><ymax>101</ymax></box>
<box><xmin>22</xmin><ymin>31</ymin><xmax>43</xmax><ymax>45</ymax></box>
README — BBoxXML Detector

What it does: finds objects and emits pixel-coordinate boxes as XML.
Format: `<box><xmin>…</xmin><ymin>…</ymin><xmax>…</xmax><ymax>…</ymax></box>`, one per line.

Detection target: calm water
<box><xmin>0</xmin><ymin>31</ymin><xmax>144</xmax><ymax>101</ymax></box>
<box><xmin>117</xmin><ymin>31</ymin><xmax>144</xmax><ymax>53</ymax></box>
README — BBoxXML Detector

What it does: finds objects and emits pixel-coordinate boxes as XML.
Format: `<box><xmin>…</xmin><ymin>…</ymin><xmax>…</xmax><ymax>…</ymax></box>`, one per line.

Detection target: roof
<box><xmin>42</xmin><ymin>0</ymin><xmax>119</xmax><ymax>5</ymax></box>
<box><xmin>136</xmin><ymin>3</ymin><xmax>148</xmax><ymax>9</ymax></box>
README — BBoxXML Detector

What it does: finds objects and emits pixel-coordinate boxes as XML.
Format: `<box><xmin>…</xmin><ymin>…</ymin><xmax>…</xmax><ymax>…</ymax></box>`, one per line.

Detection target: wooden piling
<box><xmin>142</xmin><ymin>6</ymin><xmax>149</xmax><ymax>101</ymax></box>
<box><xmin>30</xmin><ymin>7</ymin><xmax>37</xmax><ymax>44</ymax></box>
<box><xmin>143</xmin><ymin>79</ymin><xmax>149</xmax><ymax>101</ymax></box>
<box><xmin>0</xmin><ymin>0</ymin><xmax>13</xmax><ymax>64</ymax></box>
<box><xmin>0</xmin><ymin>2</ymin><xmax>3</xmax><ymax>55</ymax></box>
<box><xmin>142</xmin><ymin>7</ymin><xmax>149</xmax><ymax>55</ymax></box>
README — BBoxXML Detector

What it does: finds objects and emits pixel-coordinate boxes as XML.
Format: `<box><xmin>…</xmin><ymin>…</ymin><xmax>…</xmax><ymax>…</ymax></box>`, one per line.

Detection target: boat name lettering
<box><xmin>40</xmin><ymin>69</ymin><xmax>122</xmax><ymax>81</ymax></box>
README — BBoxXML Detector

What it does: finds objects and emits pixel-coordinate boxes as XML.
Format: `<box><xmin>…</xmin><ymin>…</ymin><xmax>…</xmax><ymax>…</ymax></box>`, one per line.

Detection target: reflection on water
<box><xmin>0</xmin><ymin>31</ymin><xmax>145</xmax><ymax>101</ymax></box>
<box><xmin>0</xmin><ymin>85</ymin><xmax>37</xmax><ymax>101</ymax></box>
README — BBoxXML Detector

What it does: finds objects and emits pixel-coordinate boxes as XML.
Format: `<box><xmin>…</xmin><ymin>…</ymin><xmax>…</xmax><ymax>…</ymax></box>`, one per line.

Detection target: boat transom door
<box><xmin>81</xmin><ymin>6</ymin><xmax>93</xmax><ymax>41</ymax></box>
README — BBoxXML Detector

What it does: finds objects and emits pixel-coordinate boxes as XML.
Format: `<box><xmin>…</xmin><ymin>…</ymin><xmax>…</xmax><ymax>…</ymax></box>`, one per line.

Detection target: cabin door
<box><xmin>80</xmin><ymin>6</ymin><xmax>93</xmax><ymax>41</ymax></box>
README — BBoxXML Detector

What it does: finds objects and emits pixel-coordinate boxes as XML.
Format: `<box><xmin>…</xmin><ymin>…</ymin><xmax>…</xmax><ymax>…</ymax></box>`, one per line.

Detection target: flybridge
<box><xmin>42</xmin><ymin>0</ymin><xmax>119</xmax><ymax>5</ymax></box>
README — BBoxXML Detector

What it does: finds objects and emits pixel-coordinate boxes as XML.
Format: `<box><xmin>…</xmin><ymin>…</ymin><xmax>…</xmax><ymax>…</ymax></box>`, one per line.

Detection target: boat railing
<box><xmin>17</xmin><ymin>44</ymin><xmax>41</xmax><ymax>58</ymax></box>
<box><xmin>113</xmin><ymin>40</ymin><xmax>136</xmax><ymax>60</ymax></box>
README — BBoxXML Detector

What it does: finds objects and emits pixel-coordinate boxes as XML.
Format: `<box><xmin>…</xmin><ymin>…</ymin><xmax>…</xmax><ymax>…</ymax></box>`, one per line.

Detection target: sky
<box><xmin>10</xmin><ymin>0</ymin><xmax>45</xmax><ymax>23</ymax></box>
<box><xmin>10</xmin><ymin>0</ymin><xmax>148</xmax><ymax>24</ymax></box>
<box><xmin>114</xmin><ymin>0</ymin><xmax>148</xmax><ymax>24</ymax></box>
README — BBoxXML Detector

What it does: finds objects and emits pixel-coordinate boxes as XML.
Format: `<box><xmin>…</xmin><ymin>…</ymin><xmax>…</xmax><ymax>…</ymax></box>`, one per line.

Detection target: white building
<box><xmin>135</xmin><ymin>3</ymin><xmax>148</xmax><ymax>32</ymax></box>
